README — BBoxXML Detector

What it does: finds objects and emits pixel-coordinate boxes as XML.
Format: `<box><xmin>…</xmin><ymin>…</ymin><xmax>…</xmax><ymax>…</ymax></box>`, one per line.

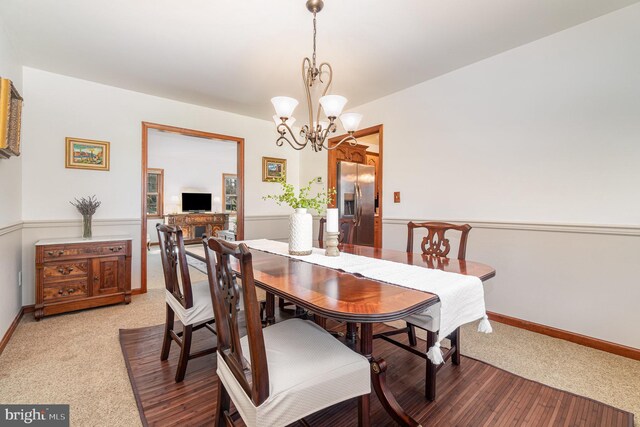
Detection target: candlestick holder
<box><xmin>325</xmin><ymin>231</ymin><xmax>340</xmax><ymax>257</ymax></box>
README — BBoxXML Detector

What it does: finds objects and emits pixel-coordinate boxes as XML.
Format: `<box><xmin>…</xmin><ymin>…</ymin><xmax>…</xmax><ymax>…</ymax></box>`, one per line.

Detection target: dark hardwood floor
<box><xmin>120</xmin><ymin>321</ymin><xmax>634</xmax><ymax>427</ymax></box>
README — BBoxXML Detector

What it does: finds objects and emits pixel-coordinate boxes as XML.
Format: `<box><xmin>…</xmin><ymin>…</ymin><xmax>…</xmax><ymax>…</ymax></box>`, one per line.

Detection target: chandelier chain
<box><xmin>312</xmin><ymin>12</ymin><xmax>317</xmax><ymax>71</ymax></box>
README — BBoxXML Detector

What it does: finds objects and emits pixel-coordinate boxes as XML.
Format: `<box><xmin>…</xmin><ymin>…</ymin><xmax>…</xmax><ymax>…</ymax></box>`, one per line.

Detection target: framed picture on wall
<box><xmin>0</xmin><ymin>78</ymin><xmax>23</xmax><ymax>159</ymax></box>
<box><xmin>65</xmin><ymin>137</ymin><xmax>110</xmax><ymax>171</ymax></box>
<box><xmin>262</xmin><ymin>157</ymin><xmax>286</xmax><ymax>182</ymax></box>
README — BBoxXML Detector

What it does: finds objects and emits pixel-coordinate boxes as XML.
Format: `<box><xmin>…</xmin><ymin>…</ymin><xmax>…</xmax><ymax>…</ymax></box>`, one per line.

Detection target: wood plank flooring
<box><xmin>119</xmin><ymin>323</ymin><xmax>634</xmax><ymax>427</ymax></box>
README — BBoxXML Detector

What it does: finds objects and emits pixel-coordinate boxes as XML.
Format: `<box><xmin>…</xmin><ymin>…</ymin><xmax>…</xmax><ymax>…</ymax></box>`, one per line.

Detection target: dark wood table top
<box><xmin>186</xmin><ymin>242</ymin><xmax>495</xmax><ymax>323</ymax></box>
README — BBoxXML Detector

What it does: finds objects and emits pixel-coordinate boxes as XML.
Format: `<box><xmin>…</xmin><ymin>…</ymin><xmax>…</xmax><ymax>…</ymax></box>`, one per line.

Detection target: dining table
<box><xmin>186</xmin><ymin>240</ymin><xmax>495</xmax><ymax>427</ymax></box>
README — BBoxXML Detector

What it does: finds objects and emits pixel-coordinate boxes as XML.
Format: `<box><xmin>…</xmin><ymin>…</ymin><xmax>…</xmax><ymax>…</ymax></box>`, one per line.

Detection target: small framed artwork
<box><xmin>65</xmin><ymin>137</ymin><xmax>110</xmax><ymax>171</ymax></box>
<box><xmin>0</xmin><ymin>78</ymin><xmax>23</xmax><ymax>159</ymax></box>
<box><xmin>262</xmin><ymin>157</ymin><xmax>286</xmax><ymax>182</ymax></box>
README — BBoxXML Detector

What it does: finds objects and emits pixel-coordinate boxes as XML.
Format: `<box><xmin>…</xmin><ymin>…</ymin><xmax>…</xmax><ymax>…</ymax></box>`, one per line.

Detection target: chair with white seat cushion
<box><xmin>203</xmin><ymin>237</ymin><xmax>371</xmax><ymax>427</ymax></box>
<box><xmin>374</xmin><ymin>221</ymin><xmax>471</xmax><ymax>401</ymax></box>
<box><xmin>157</xmin><ymin>224</ymin><xmax>216</xmax><ymax>382</ymax></box>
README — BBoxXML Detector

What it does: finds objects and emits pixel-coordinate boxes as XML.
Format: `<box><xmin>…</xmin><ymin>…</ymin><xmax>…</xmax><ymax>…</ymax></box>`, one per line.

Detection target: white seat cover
<box><xmin>403</xmin><ymin>302</ymin><xmax>441</xmax><ymax>332</ymax></box>
<box><xmin>217</xmin><ymin>318</ymin><xmax>371</xmax><ymax>427</ymax></box>
<box><xmin>164</xmin><ymin>280</ymin><xmax>214</xmax><ymax>326</ymax></box>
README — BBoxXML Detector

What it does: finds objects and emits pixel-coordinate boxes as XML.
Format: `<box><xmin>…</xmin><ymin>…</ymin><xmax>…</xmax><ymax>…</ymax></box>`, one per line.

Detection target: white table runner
<box><xmin>232</xmin><ymin>239</ymin><xmax>492</xmax><ymax>364</ymax></box>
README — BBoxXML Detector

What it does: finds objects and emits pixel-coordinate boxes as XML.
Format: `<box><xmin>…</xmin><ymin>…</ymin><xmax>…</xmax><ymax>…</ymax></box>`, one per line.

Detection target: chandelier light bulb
<box><xmin>319</xmin><ymin>95</ymin><xmax>347</xmax><ymax>118</ymax></box>
<box><xmin>339</xmin><ymin>112</ymin><xmax>363</xmax><ymax>132</ymax></box>
<box><xmin>271</xmin><ymin>96</ymin><xmax>299</xmax><ymax>119</ymax></box>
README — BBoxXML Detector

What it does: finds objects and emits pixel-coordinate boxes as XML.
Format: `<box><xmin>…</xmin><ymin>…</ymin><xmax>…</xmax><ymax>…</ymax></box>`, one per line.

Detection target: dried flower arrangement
<box><xmin>70</xmin><ymin>195</ymin><xmax>101</xmax><ymax>238</ymax></box>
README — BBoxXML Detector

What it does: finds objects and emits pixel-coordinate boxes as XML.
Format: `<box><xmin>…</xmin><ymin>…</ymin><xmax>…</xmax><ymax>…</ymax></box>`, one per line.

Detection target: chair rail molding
<box><xmin>22</xmin><ymin>218</ymin><xmax>142</xmax><ymax>229</ymax></box>
<box><xmin>0</xmin><ymin>221</ymin><xmax>23</xmax><ymax>237</ymax></box>
<box><xmin>244</xmin><ymin>214</ymin><xmax>290</xmax><ymax>222</ymax></box>
<box><xmin>382</xmin><ymin>218</ymin><xmax>640</xmax><ymax>237</ymax></box>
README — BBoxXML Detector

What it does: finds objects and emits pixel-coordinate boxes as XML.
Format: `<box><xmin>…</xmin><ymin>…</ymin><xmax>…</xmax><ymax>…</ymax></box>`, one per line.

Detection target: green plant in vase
<box><xmin>263</xmin><ymin>175</ymin><xmax>336</xmax><ymax>255</ymax></box>
<box><xmin>263</xmin><ymin>176</ymin><xmax>335</xmax><ymax>213</ymax></box>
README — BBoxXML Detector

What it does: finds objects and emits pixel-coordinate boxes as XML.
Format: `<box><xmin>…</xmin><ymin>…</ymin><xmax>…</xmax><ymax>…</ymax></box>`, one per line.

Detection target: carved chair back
<box><xmin>406</xmin><ymin>221</ymin><xmax>472</xmax><ymax>260</ymax></box>
<box><xmin>318</xmin><ymin>217</ymin><xmax>356</xmax><ymax>246</ymax></box>
<box><xmin>156</xmin><ymin>224</ymin><xmax>195</xmax><ymax>309</ymax></box>
<box><xmin>203</xmin><ymin>237</ymin><xmax>269</xmax><ymax>406</ymax></box>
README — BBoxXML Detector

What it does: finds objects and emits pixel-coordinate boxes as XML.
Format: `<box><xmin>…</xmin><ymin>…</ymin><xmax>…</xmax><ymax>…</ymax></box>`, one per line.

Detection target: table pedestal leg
<box><xmin>265</xmin><ymin>292</ymin><xmax>275</xmax><ymax>325</ymax></box>
<box><xmin>360</xmin><ymin>323</ymin><xmax>423</xmax><ymax>427</ymax></box>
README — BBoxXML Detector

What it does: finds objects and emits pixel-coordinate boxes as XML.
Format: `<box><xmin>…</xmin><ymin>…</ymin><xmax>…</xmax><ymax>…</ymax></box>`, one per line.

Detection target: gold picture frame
<box><xmin>262</xmin><ymin>157</ymin><xmax>286</xmax><ymax>182</ymax></box>
<box><xmin>0</xmin><ymin>78</ymin><xmax>23</xmax><ymax>159</ymax></box>
<box><xmin>65</xmin><ymin>137</ymin><xmax>110</xmax><ymax>171</ymax></box>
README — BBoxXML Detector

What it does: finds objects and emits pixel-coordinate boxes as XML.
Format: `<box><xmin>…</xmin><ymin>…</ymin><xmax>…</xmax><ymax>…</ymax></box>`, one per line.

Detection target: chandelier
<box><xmin>271</xmin><ymin>0</ymin><xmax>363</xmax><ymax>152</ymax></box>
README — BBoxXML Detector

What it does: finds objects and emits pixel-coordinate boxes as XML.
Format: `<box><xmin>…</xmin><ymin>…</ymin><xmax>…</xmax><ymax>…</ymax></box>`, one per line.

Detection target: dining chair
<box><xmin>157</xmin><ymin>224</ymin><xmax>217</xmax><ymax>382</ymax></box>
<box><xmin>317</xmin><ymin>217</ymin><xmax>357</xmax><ymax>247</ymax></box>
<box><xmin>374</xmin><ymin>221</ymin><xmax>472</xmax><ymax>401</ymax></box>
<box><xmin>203</xmin><ymin>237</ymin><xmax>371</xmax><ymax>427</ymax></box>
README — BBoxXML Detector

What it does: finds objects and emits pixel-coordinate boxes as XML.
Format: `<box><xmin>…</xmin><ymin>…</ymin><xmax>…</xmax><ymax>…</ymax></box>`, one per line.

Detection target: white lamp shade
<box><xmin>319</xmin><ymin>95</ymin><xmax>347</xmax><ymax>118</ymax></box>
<box><xmin>271</xmin><ymin>96</ymin><xmax>299</xmax><ymax>118</ymax></box>
<box><xmin>340</xmin><ymin>112</ymin><xmax>363</xmax><ymax>132</ymax></box>
<box><xmin>273</xmin><ymin>115</ymin><xmax>296</xmax><ymax>127</ymax></box>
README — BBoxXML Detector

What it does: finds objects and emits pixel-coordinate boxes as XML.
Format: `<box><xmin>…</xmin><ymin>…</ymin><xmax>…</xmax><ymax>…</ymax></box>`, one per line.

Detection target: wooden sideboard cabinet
<box><xmin>166</xmin><ymin>213</ymin><xmax>229</xmax><ymax>244</ymax></box>
<box><xmin>35</xmin><ymin>236</ymin><xmax>132</xmax><ymax>320</ymax></box>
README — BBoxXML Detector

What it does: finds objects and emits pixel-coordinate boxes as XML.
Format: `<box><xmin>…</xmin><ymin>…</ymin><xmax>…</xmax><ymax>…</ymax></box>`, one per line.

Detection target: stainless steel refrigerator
<box><xmin>337</xmin><ymin>161</ymin><xmax>375</xmax><ymax>246</ymax></box>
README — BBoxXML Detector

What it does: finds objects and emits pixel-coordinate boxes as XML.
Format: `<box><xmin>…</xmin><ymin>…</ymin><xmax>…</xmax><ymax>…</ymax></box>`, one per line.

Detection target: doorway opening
<box><xmin>140</xmin><ymin>122</ymin><xmax>244</xmax><ymax>294</ymax></box>
<box><xmin>327</xmin><ymin>124</ymin><xmax>383</xmax><ymax>248</ymax></box>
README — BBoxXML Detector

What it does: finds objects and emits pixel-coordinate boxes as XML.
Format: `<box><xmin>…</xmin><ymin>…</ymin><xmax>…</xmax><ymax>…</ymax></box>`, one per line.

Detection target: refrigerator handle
<box><xmin>356</xmin><ymin>183</ymin><xmax>363</xmax><ymax>226</ymax></box>
<box><xmin>353</xmin><ymin>183</ymin><xmax>358</xmax><ymax>224</ymax></box>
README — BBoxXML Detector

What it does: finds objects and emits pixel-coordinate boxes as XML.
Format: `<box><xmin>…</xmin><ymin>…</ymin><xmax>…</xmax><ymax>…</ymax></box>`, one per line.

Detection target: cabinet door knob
<box><xmin>68</xmin><ymin>288</ymin><xmax>75</xmax><ymax>293</ymax></box>
<box><xmin>58</xmin><ymin>290</ymin><xmax>64</xmax><ymax>295</ymax></box>
<box><xmin>67</xmin><ymin>267</ymin><xmax>74</xmax><ymax>272</ymax></box>
<box><xmin>47</xmin><ymin>251</ymin><xmax>54</xmax><ymax>256</ymax></box>
<box><xmin>57</xmin><ymin>250</ymin><xmax>65</xmax><ymax>256</ymax></box>
<box><xmin>58</xmin><ymin>268</ymin><xmax>65</xmax><ymax>274</ymax></box>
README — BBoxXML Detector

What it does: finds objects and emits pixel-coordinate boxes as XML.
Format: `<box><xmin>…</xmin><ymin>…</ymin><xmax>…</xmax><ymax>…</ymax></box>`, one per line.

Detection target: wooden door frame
<box><xmin>328</xmin><ymin>124</ymin><xmax>383</xmax><ymax>247</ymax></box>
<box><xmin>139</xmin><ymin>121</ymin><xmax>245</xmax><ymax>295</ymax></box>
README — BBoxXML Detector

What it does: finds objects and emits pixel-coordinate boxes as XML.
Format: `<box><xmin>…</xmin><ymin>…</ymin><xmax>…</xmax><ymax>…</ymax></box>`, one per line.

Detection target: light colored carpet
<box><xmin>0</xmin><ymin>253</ymin><xmax>637</xmax><ymax>426</ymax></box>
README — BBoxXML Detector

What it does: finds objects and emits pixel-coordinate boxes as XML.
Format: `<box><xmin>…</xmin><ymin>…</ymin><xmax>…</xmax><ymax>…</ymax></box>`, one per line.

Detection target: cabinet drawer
<box><xmin>43</xmin><ymin>280</ymin><xmax>88</xmax><ymax>302</ymax></box>
<box><xmin>43</xmin><ymin>261</ymin><xmax>88</xmax><ymax>282</ymax></box>
<box><xmin>42</xmin><ymin>242</ymin><xmax>128</xmax><ymax>260</ymax></box>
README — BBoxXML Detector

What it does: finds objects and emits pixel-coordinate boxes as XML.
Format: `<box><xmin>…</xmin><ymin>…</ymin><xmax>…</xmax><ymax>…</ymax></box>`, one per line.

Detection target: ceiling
<box><xmin>1</xmin><ymin>0</ymin><xmax>638</xmax><ymax>121</ymax></box>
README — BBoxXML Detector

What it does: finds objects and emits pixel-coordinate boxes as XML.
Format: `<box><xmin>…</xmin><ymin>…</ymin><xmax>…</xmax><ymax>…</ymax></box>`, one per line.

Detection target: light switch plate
<box><xmin>394</xmin><ymin>192</ymin><xmax>401</xmax><ymax>203</ymax></box>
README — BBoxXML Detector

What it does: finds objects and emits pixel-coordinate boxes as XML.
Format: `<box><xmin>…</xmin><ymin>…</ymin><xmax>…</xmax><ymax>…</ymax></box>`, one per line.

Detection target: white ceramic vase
<box><xmin>289</xmin><ymin>208</ymin><xmax>313</xmax><ymax>255</ymax></box>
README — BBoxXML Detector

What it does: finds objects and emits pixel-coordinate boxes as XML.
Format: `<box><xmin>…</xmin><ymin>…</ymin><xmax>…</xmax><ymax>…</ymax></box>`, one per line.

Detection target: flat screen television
<box><xmin>182</xmin><ymin>192</ymin><xmax>212</xmax><ymax>212</ymax></box>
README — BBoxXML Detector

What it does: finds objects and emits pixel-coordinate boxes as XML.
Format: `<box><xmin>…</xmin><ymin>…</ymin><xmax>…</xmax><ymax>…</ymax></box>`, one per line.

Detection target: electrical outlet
<box><xmin>316</xmin><ymin>177</ymin><xmax>323</xmax><ymax>184</ymax></box>
<box><xmin>394</xmin><ymin>192</ymin><xmax>401</xmax><ymax>203</ymax></box>
<box><xmin>18</xmin><ymin>271</ymin><xmax>22</xmax><ymax>287</ymax></box>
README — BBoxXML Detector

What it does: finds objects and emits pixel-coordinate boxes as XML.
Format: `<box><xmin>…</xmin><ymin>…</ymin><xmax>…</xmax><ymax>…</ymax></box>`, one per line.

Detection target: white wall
<box><xmin>0</xmin><ymin>22</ymin><xmax>22</xmax><ymax>226</ymax></box>
<box><xmin>19</xmin><ymin>67</ymin><xmax>301</xmax><ymax>304</ymax></box>
<box><xmin>355</xmin><ymin>5</ymin><xmax>640</xmax><ymax>225</ymax></box>
<box><xmin>146</xmin><ymin>130</ymin><xmax>238</xmax><ymax>242</ymax></box>
<box><xmin>0</xmin><ymin>20</ymin><xmax>23</xmax><ymax>338</ymax></box>
<box><xmin>333</xmin><ymin>5</ymin><xmax>640</xmax><ymax>347</ymax></box>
